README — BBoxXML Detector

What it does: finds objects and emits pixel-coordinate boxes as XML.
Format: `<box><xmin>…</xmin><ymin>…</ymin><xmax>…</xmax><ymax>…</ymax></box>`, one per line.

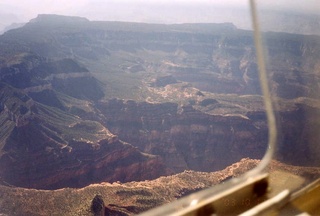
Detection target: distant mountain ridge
<box><xmin>0</xmin><ymin>22</ymin><xmax>25</xmax><ymax>35</ymax></box>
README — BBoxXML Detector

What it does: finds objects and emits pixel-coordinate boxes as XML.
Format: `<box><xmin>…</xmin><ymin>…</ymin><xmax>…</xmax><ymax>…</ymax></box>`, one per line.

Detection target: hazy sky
<box><xmin>0</xmin><ymin>0</ymin><xmax>319</xmax><ymax>32</ymax></box>
<box><xmin>1</xmin><ymin>0</ymin><xmax>319</xmax><ymax>21</ymax></box>
<box><xmin>0</xmin><ymin>0</ymin><xmax>248</xmax><ymax>22</ymax></box>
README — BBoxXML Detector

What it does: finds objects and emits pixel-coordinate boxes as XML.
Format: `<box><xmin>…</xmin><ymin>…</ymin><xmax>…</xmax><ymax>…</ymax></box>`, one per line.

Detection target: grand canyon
<box><xmin>0</xmin><ymin>14</ymin><xmax>319</xmax><ymax>215</ymax></box>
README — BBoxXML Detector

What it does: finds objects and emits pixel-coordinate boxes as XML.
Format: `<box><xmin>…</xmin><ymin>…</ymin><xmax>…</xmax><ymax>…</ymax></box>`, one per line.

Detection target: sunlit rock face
<box><xmin>0</xmin><ymin>14</ymin><xmax>319</xmax><ymax>190</ymax></box>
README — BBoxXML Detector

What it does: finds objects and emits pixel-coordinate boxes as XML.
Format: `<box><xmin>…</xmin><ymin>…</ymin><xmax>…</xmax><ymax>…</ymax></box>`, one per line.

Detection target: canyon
<box><xmin>0</xmin><ymin>14</ymin><xmax>319</xmax><ymax>214</ymax></box>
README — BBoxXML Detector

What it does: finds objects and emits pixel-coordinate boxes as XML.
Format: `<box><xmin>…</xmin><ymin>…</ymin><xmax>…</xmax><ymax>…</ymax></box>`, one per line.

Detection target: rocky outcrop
<box><xmin>91</xmin><ymin>195</ymin><xmax>105</xmax><ymax>216</ymax></box>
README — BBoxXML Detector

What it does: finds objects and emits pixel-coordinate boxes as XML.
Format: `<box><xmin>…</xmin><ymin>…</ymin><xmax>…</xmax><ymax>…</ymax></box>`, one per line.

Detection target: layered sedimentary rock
<box><xmin>97</xmin><ymin>99</ymin><xmax>268</xmax><ymax>173</ymax></box>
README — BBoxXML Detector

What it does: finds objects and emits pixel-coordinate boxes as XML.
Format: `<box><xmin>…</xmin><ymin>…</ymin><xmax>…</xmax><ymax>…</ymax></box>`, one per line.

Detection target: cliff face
<box><xmin>98</xmin><ymin>99</ymin><xmax>268</xmax><ymax>173</ymax></box>
<box><xmin>97</xmin><ymin>97</ymin><xmax>320</xmax><ymax>173</ymax></box>
<box><xmin>1</xmin><ymin>128</ymin><xmax>169</xmax><ymax>189</ymax></box>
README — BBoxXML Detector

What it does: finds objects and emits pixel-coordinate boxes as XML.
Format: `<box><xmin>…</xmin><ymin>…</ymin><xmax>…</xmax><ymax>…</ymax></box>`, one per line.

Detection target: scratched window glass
<box><xmin>253</xmin><ymin>0</ymin><xmax>320</xmax><ymax>194</ymax></box>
